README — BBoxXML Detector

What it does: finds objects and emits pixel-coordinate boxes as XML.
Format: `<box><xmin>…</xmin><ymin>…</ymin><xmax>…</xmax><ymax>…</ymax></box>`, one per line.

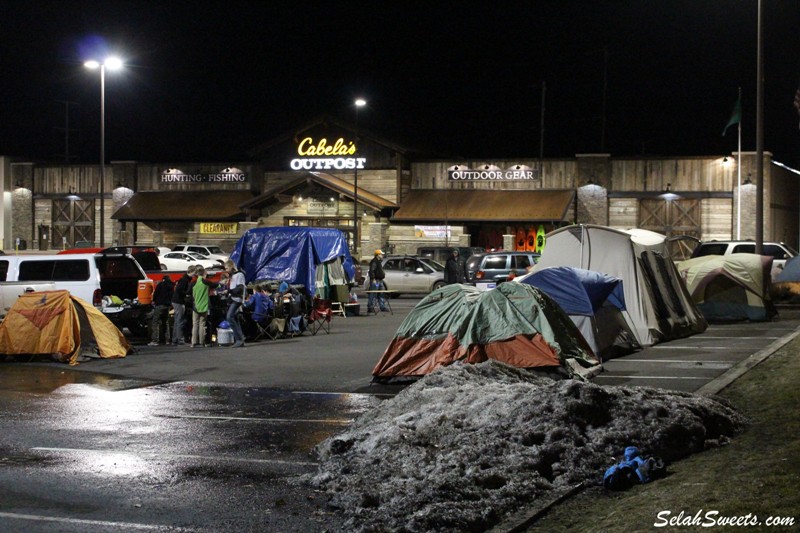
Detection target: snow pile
<box><xmin>311</xmin><ymin>361</ymin><xmax>745</xmax><ymax>533</ymax></box>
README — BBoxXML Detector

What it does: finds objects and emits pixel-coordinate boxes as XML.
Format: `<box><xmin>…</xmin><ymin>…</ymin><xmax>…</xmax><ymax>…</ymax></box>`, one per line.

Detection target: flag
<box><xmin>722</xmin><ymin>94</ymin><xmax>741</xmax><ymax>136</ymax></box>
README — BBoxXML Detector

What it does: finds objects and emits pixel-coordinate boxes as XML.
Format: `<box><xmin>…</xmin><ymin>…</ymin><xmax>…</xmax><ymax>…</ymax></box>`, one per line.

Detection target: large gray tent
<box><xmin>534</xmin><ymin>225</ymin><xmax>707</xmax><ymax>346</ymax></box>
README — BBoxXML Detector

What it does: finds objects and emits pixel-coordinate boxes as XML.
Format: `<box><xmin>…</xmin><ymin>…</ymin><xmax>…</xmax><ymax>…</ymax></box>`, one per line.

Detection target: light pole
<box><xmin>353</xmin><ymin>98</ymin><xmax>366</xmax><ymax>258</ymax></box>
<box><xmin>84</xmin><ymin>56</ymin><xmax>123</xmax><ymax>247</ymax></box>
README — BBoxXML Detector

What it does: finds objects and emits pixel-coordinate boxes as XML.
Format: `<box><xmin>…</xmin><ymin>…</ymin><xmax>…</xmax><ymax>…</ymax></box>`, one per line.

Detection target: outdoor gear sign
<box><xmin>448</xmin><ymin>167</ymin><xmax>540</xmax><ymax>181</ymax></box>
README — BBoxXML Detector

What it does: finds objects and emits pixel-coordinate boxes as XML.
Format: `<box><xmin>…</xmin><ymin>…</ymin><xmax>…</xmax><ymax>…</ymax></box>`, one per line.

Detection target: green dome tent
<box><xmin>372</xmin><ymin>282</ymin><xmax>598</xmax><ymax>381</ymax></box>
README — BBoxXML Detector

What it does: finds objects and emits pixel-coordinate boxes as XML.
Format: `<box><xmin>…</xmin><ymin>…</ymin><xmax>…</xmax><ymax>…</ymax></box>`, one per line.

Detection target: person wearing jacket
<box><xmin>444</xmin><ymin>249</ymin><xmax>465</xmax><ymax>284</ymax></box>
<box><xmin>149</xmin><ymin>275</ymin><xmax>174</xmax><ymax>346</ymax></box>
<box><xmin>190</xmin><ymin>267</ymin><xmax>217</xmax><ymax>347</ymax></box>
<box><xmin>223</xmin><ymin>259</ymin><xmax>247</xmax><ymax>348</ymax></box>
<box><xmin>170</xmin><ymin>266</ymin><xmax>194</xmax><ymax>345</ymax></box>
<box><xmin>367</xmin><ymin>249</ymin><xmax>388</xmax><ymax>313</ymax></box>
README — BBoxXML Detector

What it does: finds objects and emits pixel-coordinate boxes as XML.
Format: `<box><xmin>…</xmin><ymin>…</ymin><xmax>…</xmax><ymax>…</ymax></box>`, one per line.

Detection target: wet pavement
<box><xmin>0</xmin><ymin>297</ymin><xmax>798</xmax><ymax>531</ymax></box>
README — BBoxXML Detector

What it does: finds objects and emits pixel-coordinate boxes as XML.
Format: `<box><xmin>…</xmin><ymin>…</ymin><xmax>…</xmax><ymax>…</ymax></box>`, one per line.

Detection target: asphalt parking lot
<box><xmin>31</xmin><ymin>298</ymin><xmax>800</xmax><ymax>397</ymax></box>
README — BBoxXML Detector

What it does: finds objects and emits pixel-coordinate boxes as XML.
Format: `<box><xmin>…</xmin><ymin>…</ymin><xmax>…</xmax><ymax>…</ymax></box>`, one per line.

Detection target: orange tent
<box><xmin>0</xmin><ymin>290</ymin><xmax>131</xmax><ymax>365</ymax></box>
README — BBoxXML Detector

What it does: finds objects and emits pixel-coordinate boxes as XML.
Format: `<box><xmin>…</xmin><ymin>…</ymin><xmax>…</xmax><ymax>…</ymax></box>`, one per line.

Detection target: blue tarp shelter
<box><xmin>229</xmin><ymin>227</ymin><xmax>356</xmax><ymax>295</ymax></box>
<box><xmin>517</xmin><ymin>266</ymin><xmax>640</xmax><ymax>359</ymax></box>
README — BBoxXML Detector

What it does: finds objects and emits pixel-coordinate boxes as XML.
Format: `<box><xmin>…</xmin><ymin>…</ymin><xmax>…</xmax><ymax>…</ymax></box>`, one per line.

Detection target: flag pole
<box><xmin>736</xmin><ymin>86</ymin><xmax>742</xmax><ymax>240</ymax></box>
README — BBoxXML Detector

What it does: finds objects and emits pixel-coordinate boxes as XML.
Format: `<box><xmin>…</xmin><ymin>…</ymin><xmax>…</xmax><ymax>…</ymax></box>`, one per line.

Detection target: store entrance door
<box><xmin>52</xmin><ymin>199</ymin><xmax>95</xmax><ymax>248</ymax></box>
<box><xmin>639</xmin><ymin>198</ymin><xmax>701</xmax><ymax>257</ymax></box>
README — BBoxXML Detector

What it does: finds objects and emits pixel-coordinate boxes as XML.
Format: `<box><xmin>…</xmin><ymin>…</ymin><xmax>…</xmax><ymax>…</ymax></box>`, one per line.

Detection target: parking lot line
<box><xmin>30</xmin><ymin>447</ymin><xmax>318</xmax><ymax>467</ymax></box>
<box><xmin>0</xmin><ymin>511</ymin><xmax>187</xmax><ymax>531</ymax></box>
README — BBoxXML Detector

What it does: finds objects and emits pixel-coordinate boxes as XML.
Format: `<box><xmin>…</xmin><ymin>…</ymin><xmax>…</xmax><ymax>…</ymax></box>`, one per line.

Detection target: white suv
<box><xmin>171</xmin><ymin>244</ymin><xmax>229</xmax><ymax>266</ymax></box>
<box><xmin>691</xmin><ymin>240</ymin><xmax>797</xmax><ymax>280</ymax></box>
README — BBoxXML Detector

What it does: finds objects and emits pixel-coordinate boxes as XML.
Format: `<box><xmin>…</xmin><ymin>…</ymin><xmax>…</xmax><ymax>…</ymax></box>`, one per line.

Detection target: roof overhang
<box><xmin>239</xmin><ymin>171</ymin><xmax>397</xmax><ymax>212</ymax></box>
<box><xmin>111</xmin><ymin>190</ymin><xmax>255</xmax><ymax>221</ymax></box>
<box><xmin>391</xmin><ymin>189</ymin><xmax>575</xmax><ymax>222</ymax></box>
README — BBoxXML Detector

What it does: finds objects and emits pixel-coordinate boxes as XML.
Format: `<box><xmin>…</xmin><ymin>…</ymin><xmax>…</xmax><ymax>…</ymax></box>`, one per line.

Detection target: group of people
<box><xmin>149</xmin><ymin>259</ymin><xmax>248</xmax><ymax>348</ymax></box>
<box><xmin>148</xmin><ymin>260</ymin><xmax>308</xmax><ymax>349</ymax></box>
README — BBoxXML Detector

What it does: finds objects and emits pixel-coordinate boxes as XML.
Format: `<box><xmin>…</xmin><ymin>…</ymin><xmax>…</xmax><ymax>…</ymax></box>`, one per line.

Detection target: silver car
<box><xmin>378</xmin><ymin>256</ymin><xmax>446</xmax><ymax>296</ymax></box>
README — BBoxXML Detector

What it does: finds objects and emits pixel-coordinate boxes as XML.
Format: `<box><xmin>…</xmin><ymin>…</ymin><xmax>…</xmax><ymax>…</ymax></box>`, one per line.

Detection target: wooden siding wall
<box><xmin>702</xmin><ymin>198</ymin><xmax>733</xmax><ymax>241</ymax></box>
<box><xmin>608</xmin><ymin>198</ymin><xmax>638</xmax><ymax>229</ymax></box>
<box><xmin>135</xmin><ymin>163</ymin><xmax>260</xmax><ymax>192</ymax></box>
<box><xmin>31</xmin><ymin>166</ymin><xmax>110</xmax><ymax>196</ymax></box>
<box><xmin>411</xmin><ymin>160</ymin><xmax>578</xmax><ymax>192</ymax></box>
<box><xmin>611</xmin><ymin>157</ymin><xmax>732</xmax><ymax>192</ymax></box>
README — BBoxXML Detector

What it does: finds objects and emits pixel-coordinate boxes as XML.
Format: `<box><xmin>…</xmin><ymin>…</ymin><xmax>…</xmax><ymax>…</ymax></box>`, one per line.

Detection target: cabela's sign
<box><xmin>290</xmin><ymin>137</ymin><xmax>366</xmax><ymax>170</ymax></box>
<box><xmin>160</xmin><ymin>167</ymin><xmax>247</xmax><ymax>183</ymax></box>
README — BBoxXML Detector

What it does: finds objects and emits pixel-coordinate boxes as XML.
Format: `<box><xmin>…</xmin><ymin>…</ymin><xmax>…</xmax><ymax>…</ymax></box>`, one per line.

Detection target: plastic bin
<box><xmin>217</xmin><ymin>328</ymin><xmax>234</xmax><ymax>346</ymax></box>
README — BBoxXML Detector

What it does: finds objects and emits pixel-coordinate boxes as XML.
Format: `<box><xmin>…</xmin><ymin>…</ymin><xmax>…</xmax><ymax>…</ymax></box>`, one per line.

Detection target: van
<box><xmin>0</xmin><ymin>253</ymin><xmax>150</xmax><ymax>334</ymax></box>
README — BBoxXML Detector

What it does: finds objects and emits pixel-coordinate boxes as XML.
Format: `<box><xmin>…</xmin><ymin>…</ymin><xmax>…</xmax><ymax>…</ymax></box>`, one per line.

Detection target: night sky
<box><xmin>2</xmin><ymin>1</ymin><xmax>800</xmax><ymax>166</ymax></box>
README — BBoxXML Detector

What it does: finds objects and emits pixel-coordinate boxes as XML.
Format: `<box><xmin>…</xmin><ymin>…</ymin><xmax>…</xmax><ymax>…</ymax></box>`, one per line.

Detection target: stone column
<box><xmin>577</xmin><ymin>184</ymin><xmax>608</xmax><ymax>225</ymax></box>
<box><xmin>502</xmin><ymin>234</ymin><xmax>515</xmax><ymax>251</ymax></box>
<box><xmin>366</xmin><ymin>222</ymin><xmax>389</xmax><ymax>263</ymax></box>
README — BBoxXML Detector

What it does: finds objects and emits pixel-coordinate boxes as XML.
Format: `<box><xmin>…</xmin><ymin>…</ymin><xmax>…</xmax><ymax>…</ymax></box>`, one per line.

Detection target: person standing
<box><xmin>149</xmin><ymin>275</ymin><xmax>174</xmax><ymax>346</ymax></box>
<box><xmin>191</xmin><ymin>267</ymin><xmax>216</xmax><ymax>348</ymax></box>
<box><xmin>224</xmin><ymin>259</ymin><xmax>247</xmax><ymax>348</ymax></box>
<box><xmin>444</xmin><ymin>249</ymin><xmax>465</xmax><ymax>284</ymax></box>
<box><xmin>367</xmin><ymin>249</ymin><xmax>388</xmax><ymax>313</ymax></box>
<box><xmin>170</xmin><ymin>266</ymin><xmax>194</xmax><ymax>345</ymax></box>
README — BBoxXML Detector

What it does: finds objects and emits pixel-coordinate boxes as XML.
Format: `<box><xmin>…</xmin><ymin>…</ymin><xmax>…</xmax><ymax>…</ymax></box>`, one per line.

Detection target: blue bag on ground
<box><xmin>603</xmin><ymin>446</ymin><xmax>666</xmax><ymax>490</ymax></box>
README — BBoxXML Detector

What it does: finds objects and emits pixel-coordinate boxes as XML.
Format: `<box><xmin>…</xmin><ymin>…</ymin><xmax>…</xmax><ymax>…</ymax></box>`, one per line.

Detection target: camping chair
<box><xmin>309</xmin><ymin>297</ymin><xmax>333</xmax><ymax>335</ymax></box>
<box><xmin>251</xmin><ymin>313</ymin><xmax>277</xmax><ymax>341</ymax></box>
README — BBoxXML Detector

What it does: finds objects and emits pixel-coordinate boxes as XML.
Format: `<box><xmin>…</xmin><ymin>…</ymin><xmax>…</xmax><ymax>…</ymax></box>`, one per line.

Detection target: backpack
<box><xmin>603</xmin><ymin>446</ymin><xmax>666</xmax><ymax>490</ymax></box>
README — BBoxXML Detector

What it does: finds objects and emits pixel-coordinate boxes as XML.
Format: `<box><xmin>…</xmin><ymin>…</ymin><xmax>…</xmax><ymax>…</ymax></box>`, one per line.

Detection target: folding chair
<box><xmin>251</xmin><ymin>315</ymin><xmax>277</xmax><ymax>341</ymax></box>
<box><xmin>309</xmin><ymin>297</ymin><xmax>333</xmax><ymax>335</ymax></box>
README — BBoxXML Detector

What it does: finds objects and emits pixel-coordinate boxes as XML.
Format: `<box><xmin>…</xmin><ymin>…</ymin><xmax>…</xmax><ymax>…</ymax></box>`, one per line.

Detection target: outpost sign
<box><xmin>447</xmin><ymin>168</ymin><xmax>540</xmax><ymax>181</ymax></box>
<box><xmin>290</xmin><ymin>137</ymin><xmax>366</xmax><ymax>170</ymax></box>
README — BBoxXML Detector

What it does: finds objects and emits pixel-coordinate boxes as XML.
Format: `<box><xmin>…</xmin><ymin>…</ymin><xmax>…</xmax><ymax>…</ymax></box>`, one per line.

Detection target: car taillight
<box><xmin>475</xmin><ymin>271</ymin><xmax>485</xmax><ymax>280</ymax></box>
<box><xmin>93</xmin><ymin>289</ymin><xmax>103</xmax><ymax>306</ymax></box>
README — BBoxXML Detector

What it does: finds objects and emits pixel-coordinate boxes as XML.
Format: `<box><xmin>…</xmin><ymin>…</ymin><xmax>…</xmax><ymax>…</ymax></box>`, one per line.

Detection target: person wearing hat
<box><xmin>149</xmin><ymin>275</ymin><xmax>174</xmax><ymax>346</ymax></box>
<box><xmin>367</xmin><ymin>249</ymin><xmax>388</xmax><ymax>313</ymax></box>
<box><xmin>444</xmin><ymin>249</ymin><xmax>465</xmax><ymax>284</ymax></box>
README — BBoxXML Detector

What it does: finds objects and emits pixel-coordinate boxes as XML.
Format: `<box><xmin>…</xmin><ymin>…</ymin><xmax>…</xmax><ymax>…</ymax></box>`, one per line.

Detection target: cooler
<box><xmin>137</xmin><ymin>280</ymin><xmax>154</xmax><ymax>304</ymax></box>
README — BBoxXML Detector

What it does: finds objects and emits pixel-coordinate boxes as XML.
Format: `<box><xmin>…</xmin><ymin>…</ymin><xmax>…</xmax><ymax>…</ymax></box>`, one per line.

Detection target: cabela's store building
<box><xmin>3</xmin><ymin>115</ymin><xmax>799</xmax><ymax>261</ymax></box>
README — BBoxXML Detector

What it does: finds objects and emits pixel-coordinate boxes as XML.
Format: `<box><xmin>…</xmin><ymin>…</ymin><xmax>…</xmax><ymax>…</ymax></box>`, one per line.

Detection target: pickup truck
<box><xmin>0</xmin><ymin>281</ymin><xmax>57</xmax><ymax>321</ymax></box>
<box><xmin>0</xmin><ymin>252</ymin><xmax>151</xmax><ymax>336</ymax></box>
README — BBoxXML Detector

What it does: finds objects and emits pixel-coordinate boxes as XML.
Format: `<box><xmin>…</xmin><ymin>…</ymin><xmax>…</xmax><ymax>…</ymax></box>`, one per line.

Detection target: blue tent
<box><xmin>517</xmin><ymin>266</ymin><xmax>639</xmax><ymax>359</ymax></box>
<box><xmin>229</xmin><ymin>227</ymin><xmax>356</xmax><ymax>294</ymax></box>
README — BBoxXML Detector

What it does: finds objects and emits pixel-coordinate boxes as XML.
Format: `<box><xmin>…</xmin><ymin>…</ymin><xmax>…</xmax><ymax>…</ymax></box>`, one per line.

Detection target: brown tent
<box><xmin>0</xmin><ymin>290</ymin><xmax>131</xmax><ymax>365</ymax></box>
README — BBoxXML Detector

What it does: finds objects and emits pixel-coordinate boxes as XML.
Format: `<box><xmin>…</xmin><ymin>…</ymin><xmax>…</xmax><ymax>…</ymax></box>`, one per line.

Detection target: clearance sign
<box><xmin>200</xmin><ymin>223</ymin><xmax>238</xmax><ymax>235</ymax></box>
<box><xmin>290</xmin><ymin>137</ymin><xmax>366</xmax><ymax>170</ymax></box>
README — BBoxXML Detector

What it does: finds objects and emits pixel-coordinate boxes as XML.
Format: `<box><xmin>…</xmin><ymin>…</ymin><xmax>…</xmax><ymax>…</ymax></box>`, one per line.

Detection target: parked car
<box><xmin>373</xmin><ymin>255</ymin><xmax>446</xmax><ymax>296</ymax></box>
<box><xmin>159</xmin><ymin>252</ymin><xmax>219</xmax><ymax>271</ymax></box>
<box><xmin>171</xmin><ymin>244</ymin><xmax>229</xmax><ymax>265</ymax></box>
<box><xmin>0</xmin><ymin>251</ymin><xmax>151</xmax><ymax>335</ymax></box>
<box><xmin>690</xmin><ymin>240</ymin><xmax>797</xmax><ymax>280</ymax></box>
<box><xmin>465</xmin><ymin>251</ymin><xmax>540</xmax><ymax>290</ymax></box>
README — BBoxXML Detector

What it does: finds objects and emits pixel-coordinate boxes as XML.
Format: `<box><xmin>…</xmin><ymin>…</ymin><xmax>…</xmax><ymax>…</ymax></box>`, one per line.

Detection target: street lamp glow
<box><xmin>84</xmin><ymin>56</ymin><xmax>124</xmax><ymax>247</ymax></box>
<box><xmin>352</xmin><ymin>98</ymin><xmax>367</xmax><ymax>257</ymax></box>
<box><xmin>105</xmin><ymin>56</ymin><xmax>123</xmax><ymax>70</ymax></box>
